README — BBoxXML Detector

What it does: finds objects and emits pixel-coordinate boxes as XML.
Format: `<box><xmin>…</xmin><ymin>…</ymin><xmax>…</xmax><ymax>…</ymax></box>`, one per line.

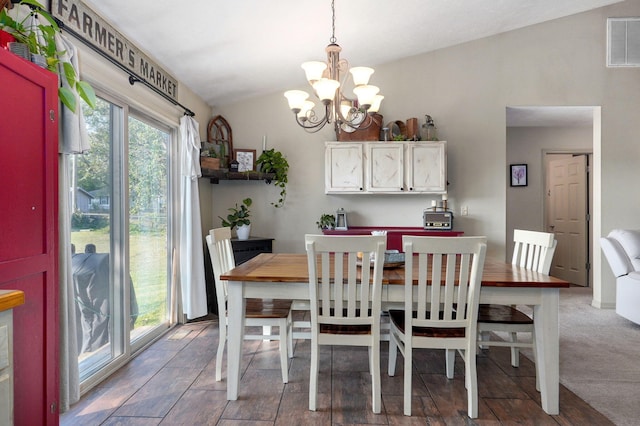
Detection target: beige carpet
<box><xmin>518</xmin><ymin>287</ymin><xmax>640</xmax><ymax>425</ymax></box>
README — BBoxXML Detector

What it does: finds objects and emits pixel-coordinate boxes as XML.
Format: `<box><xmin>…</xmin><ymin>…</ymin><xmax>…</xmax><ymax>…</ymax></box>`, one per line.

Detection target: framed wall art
<box><xmin>510</xmin><ymin>164</ymin><xmax>528</xmax><ymax>187</ymax></box>
<box><xmin>234</xmin><ymin>149</ymin><xmax>256</xmax><ymax>172</ymax></box>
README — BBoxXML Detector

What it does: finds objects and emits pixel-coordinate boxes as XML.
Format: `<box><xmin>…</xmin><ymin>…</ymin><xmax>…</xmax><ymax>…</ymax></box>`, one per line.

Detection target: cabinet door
<box><xmin>406</xmin><ymin>142</ymin><xmax>447</xmax><ymax>192</ymax></box>
<box><xmin>325</xmin><ymin>142</ymin><xmax>364</xmax><ymax>193</ymax></box>
<box><xmin>0</xmin><ymin>48</ymin><xmax>59</xmax><ymax>425</ymax></box>
<box><xmin>366</xmin><ymin>143</ymin><xmax>404</xmax><ymax>192</ymax></box>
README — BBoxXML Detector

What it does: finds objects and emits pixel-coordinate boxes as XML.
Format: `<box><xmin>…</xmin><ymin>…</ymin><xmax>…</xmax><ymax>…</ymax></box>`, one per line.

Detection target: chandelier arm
<box><xmin>294</xmin><ymin>104</ymin><xmax>331</xmax><ymax>131</ymax></box>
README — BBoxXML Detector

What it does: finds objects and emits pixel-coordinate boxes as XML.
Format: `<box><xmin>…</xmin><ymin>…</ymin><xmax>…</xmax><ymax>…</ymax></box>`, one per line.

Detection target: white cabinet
<box><xmin>325</xmin><ymin>141</ymin><xmax>446</xmax><ymax>194</ymax></box>
<box><xmin>366</xmin><ymin>143</ymin><xmax>405</xmax><ymax>192</ymax></box>
<box><xmin>405</xmin><ymin>142</ymin><xmax>447</xmax><ymax>192</ymax></box>
<box><xmin>324</xmin><ymin>143</ymin><xmax>364</xmax><ymax>192</ymax></box>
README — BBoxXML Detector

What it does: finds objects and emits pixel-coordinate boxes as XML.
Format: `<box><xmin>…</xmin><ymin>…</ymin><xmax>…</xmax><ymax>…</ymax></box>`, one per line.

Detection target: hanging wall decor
<box><xmin>510</xmin><ymin>164</ymin><xmax>528</xmax><ymax>187</ymax></box>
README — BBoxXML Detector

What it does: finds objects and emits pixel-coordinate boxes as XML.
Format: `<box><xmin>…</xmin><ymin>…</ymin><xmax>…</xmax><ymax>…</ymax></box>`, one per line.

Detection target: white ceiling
<box><xmin>82</xmin><ymin>0</ymin><xmax>618</xmax><ymax>125</ymax></box>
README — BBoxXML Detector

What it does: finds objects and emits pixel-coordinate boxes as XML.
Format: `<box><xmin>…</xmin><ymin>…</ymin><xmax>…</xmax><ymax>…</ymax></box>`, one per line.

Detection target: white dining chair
<box><xmin>477</xmin><ymin>229</ymin><xmax>557</xmax><ymax>381</ymax></box>
<box><xmin>388</xmin><ymin>236</ymin><xmax>487</xmax><ymax>417</ymax></box>
<box><xmin>206</xmin><ymin>227</ymin><xmax>293</xmax><ymax>383</ymax></box>
<box><xmin>305</xmin><ymin>234</ymin><xmax>386</xmax><ymax>413</ymax></box>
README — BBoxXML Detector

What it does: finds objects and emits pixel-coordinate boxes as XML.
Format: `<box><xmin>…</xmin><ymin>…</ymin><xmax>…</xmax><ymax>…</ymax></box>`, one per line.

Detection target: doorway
<box><xmin>506</xmin><ymin>106</ymin><xmax>595</xmax><ymax>286</ymax></box>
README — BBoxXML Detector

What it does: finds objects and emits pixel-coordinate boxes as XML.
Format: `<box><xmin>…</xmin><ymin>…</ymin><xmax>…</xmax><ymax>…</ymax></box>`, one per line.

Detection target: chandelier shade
<box><xmin>284</xmin><ymin>0</ymin><xmax>383</xmax><ymax>138</ymax></box>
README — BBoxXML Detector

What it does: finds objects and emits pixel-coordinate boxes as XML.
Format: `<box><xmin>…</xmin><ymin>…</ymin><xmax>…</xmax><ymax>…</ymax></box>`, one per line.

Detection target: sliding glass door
<box><xmin>70</xmin><ymin>95</ymin><xmax>173</xmax><ymax>385</ymax></box>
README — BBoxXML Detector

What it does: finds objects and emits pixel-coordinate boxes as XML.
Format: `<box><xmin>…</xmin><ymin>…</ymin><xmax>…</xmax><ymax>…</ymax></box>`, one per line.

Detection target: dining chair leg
<box><xmin>388</xmin><ymin>335</ymin><xmax>398</xmax><ymax>376</ymax></box>
<box><xmin>509</xmin><ymin>332</ymin><xmax>520</xmax><ymax>367</ymax></box>
<box><xmin>445</xmin><ymin>349</ymin><xmax>455</xmax><ymax>379</ymax></box>
<box><xmin>262</xmin><ymin>325</ymin><xmax>272</xmax><ymax>339</ymax></box>
<box><xmin>465</xmin><ymin>349</ymin><xmax>479</xmax><ymax>418</ymax></box>
<box><xmin>287</xmin><ymin>312</ymin><xmax>294</xmax><ymax>358</ymax></box>
<box><xmin>278</xmin><ymin>318</ymin><xmax>289</xmax><ymax>383</ymax></box>
<box><xmin>309</xmin><ymin>340</ymin><xmax>319</xmax><ymax>411</ymax></box>
<box><xmin>215</xmin><ymin>320</ymin><xmax>226</xmax><ymax>381</ymax></box>
<box><xmin>403</xmin><ymin>346</ymin><xmax>412</xmax><ymax>416</ymax></box>
<box><xmin>372</xmin><ymin>339</ymin><xmax>381</xmax><ymax>414</ymax></box>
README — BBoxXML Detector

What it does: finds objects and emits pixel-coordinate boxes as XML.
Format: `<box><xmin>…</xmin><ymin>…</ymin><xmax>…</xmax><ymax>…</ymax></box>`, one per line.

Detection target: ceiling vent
<box><xmin>607</xmin><ymin>18</ymin><xmax>640</xmax><ymax>67</ymax></box>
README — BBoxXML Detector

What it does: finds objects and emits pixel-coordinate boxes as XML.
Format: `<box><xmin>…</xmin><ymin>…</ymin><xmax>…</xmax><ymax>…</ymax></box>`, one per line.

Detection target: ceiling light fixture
<box><xmin>284</xmin><ymin>0</ymin><xmax>383</xmax><ymax>138</ymax></box>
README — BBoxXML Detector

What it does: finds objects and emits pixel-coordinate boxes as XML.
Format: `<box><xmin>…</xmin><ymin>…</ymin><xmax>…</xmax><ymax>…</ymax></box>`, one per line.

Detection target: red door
<box><xmin>0</xmin><ymin>48</ymin><xmax>59</xmax><ymax>425</ymax></box>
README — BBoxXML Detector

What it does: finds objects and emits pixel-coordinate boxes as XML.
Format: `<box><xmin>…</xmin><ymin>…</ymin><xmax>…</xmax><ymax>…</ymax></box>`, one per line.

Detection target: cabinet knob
<box><xmin>409</xmin><ymin>187</ymin><xmax>413</xmax><ymax>191</ymax></box>
<box><xmin>360</xmin><ymin>187</ymin><xmax>363</xmax><ymax>191</ymax></box>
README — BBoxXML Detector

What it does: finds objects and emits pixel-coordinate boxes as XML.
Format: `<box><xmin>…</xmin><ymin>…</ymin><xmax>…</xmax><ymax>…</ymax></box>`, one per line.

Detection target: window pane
<box><xmin>128</xmin><ymin>115</ymin><xmax>170</xmax><ymax>343</ymax></box>
<box><xmin>71</xmin><ymin>97</ymin><xmax>119</xmax><ymax>378</ymax></box>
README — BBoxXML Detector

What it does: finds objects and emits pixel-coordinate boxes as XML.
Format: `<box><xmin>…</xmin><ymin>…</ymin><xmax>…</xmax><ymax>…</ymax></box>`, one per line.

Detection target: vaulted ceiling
<box><xmin>81</xmin><ymin>0</ymin><xmax>620</xmax><ymax>124</ymax></box>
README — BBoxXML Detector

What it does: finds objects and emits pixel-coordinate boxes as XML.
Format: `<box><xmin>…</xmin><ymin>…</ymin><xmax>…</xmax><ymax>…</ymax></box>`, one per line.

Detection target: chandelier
<box><xmin>284</xmin><ymin>0</ymin><xmax>384</xmax><ymax>137</ymax></box>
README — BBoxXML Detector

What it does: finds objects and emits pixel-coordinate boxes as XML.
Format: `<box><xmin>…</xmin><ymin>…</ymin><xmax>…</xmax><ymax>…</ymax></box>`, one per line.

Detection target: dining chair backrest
<box><xmin>403</xmin><ymin>236</ymin><xmax>487</xmax><ymax>340</ymax></box>
<box><xmin>305</xmin><ymin>234</ymin><xmax>387</xmax><ymax>335</ymax></box>
<box><xmin>511</xmin><ymin>229</ymin><xmax>557</xmax><ymax>274</ymax></box>
<box><xmin>206</xmin><ymin>227</ymin><xmax>235</xmax><ymax>314</ymax></box>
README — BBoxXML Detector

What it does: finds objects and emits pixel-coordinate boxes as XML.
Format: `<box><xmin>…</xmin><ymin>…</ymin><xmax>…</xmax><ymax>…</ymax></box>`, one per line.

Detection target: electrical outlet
<box><xmin>461</xmin><ymin>206</ymin><xmax>469</xmax><ymax>216</ymax></box>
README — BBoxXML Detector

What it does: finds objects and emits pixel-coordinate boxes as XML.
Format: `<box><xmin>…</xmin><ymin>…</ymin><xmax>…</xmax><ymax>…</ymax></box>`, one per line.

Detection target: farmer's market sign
<box><xmin>52</xmin><ymin>0</ymin><xmax>178</xmax><ymax>101</ymax></box>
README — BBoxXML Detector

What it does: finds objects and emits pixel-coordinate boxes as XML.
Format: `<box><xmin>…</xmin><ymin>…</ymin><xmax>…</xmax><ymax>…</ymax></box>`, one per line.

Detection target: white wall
<box><xmin>206</xmin><ymin>1</ymin><xmax>640</xmax><ymax>308</ymax></box>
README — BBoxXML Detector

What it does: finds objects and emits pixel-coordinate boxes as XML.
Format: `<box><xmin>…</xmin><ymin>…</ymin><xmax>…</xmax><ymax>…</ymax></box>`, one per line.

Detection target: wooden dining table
<box><xmin>220</xmin><ymin>252</ymin><xmax>570</xmax><ymax>415</ymax></box>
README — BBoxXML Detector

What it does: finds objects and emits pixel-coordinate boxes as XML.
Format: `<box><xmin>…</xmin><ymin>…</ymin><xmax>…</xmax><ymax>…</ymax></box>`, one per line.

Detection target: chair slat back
<box><xmin>305</xmin><ymin>235</ymin><xmax>386</xmax><ymax>328</ymax></box>
<box><xmin>511</xmin><ymin>229</ymin><xmax>557</xmax><ymax>274</ymax></box>
<box><xmin>206</xmin><ymin>227</ymin><xmax>235</xmax><ymax>310</ymax></box>
<box><xmin>403</xmin><ymin>236</ymin><xmax>487</xmax><ymax>332</ymax></box>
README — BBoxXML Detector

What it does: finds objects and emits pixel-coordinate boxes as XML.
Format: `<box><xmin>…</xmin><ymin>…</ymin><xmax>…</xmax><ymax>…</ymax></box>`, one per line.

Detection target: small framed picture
<box><xmin>234</xmin><ymin>149</ymin><xmax>256</xmax><ymax>172</ymax></box>
<box><xmin>510</xmin><ymin>164</ymin><xmax>528</xmax><ymax>187</ymax></box>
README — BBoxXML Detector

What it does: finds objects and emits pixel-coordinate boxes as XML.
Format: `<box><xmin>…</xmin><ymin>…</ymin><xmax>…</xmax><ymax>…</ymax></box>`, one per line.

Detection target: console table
<box><xmin>322</xmin><ymin>226</ymin><xmax>463</xmax><ymax>251</ymax></box>
<box><xmin>231</xmin><ymin>237</ymin><xmax>275</xmax><ymax>265</ymax></box>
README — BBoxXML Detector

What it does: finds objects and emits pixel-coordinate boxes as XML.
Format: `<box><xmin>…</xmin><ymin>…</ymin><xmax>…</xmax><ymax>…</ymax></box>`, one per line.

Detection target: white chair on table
<box><xmin>388</xmin><ymin>236</ymin><xmax>487</xmax><ymax>417</ymax></box>
<box><xmin>305</xmin><ymin>234</ymin><xmax>386</xmax><ymax>413</ymax></box>
<box><xmin>206</xmin><ymin>227</ymin><xmax>293</xmax><ymax>383</ymax></box>
<box><xmin>477</xmin><ymin>229</ymin><xmax>557</xmax><ymax>379</ymax></box>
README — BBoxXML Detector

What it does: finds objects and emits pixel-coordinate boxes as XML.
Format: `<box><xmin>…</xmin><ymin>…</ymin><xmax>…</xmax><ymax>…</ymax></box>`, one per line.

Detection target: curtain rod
<box><xmin>55</xmin><ymin>19</ymin><xmax>195</xmax><ymax>117</ymax></box>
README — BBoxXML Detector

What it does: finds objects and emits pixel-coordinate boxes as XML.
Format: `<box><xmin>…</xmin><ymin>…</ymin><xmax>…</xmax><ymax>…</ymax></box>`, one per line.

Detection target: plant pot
<box><xmin>200</xmin><ymin>156</ymin><xmax>220</xmax><ymax>170</ymax></box>
<box><xmin>31</xmin><ymin>53</ymin><xmax>47</xmax><ymax>69</ymax></box>
<box><xmin>236</xmin><ymin>224</ymin><xmax>251</xmax><ymax>240</ymax></box>
<box><xmin>7</xmin><ymin>41</ymin><xmax>29</xmax><ymax>61</ymax></box>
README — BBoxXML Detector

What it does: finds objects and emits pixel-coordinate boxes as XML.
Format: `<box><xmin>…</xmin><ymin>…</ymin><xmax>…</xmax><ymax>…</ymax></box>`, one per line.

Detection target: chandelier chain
<box><xmin>330</xmin><ymin>0</ymin><xmax>336</xmax><ymax>44</ymax></box>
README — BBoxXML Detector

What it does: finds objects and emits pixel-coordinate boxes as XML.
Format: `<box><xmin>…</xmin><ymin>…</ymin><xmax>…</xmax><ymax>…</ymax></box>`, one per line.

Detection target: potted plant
<box><xmin>0</xmin><ymin>0</ymin><xmax>96</xmax><ymax>112</ymax></box>
<box><xmin>316</xmin><ymin>213</ymin><xmax>336</xmax><ymax>230</ymax></box>
<box><xmin>200</xmin><ymin>148</ymin><xmax>220</xmax><ymax>170</ymax></box>
<box><xmin>257</xmin><ymin>148</ymin><xmax>289</xmax><ymax>208</ymax></box>
<box><xmin>219</xmin><ymin>197</ymin><xmax>252</xmax><ymax>240</ymax></box>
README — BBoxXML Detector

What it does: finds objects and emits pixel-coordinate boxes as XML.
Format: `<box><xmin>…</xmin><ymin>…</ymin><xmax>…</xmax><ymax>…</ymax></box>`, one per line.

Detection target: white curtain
<box><xmin>54</xmin><ymin>33</ymin><xmax>89</xmax><ymax>412</ymax></box>
<box><xmin>179</xmin><ymin>116</ymin><xmax>208</xmax><ymax>319</ymax></box>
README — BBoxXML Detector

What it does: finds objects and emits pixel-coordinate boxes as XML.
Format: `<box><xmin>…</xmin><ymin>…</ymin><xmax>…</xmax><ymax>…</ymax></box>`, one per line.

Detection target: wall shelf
<box><xmin>201</xmin><ymin>169</ymin><xmax>275</xmax><ymax>184</ymax></box>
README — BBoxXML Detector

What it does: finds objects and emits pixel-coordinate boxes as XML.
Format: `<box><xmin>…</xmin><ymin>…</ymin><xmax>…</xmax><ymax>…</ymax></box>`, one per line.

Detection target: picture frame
<box><xmin>510</xmin><ymin>164</ymin><xmax>528</xmax><ymax>187</ymax></box>
<box><xmin>234</xmin><ymin>149</ymin><xmax>256</xmax><ymax>172</ymax></box>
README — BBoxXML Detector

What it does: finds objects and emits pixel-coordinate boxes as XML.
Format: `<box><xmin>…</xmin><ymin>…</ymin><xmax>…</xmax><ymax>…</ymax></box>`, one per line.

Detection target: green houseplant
<box><xmin>316</xmin><ymin>213</ymin><xmax>336</xmax><ymax>230</ymax></box>
<box><xmin>257</xmin><ymin>148</ymin><xmax>289</xmax><ymax>208</ymax></box>
<box><xmin>219</xmin><ymin>198</ymin><xmax>252</xmax><ymax>239</ymax></box>
<box><xmin>0</xmin><ymin>0</ymin><xmax>96</xmax><ymax>112</ymax></box>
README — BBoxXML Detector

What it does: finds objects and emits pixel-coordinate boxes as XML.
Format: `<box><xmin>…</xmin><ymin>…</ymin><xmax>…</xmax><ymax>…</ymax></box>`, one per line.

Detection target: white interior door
<box><xmin>546</xmin><ymin>155</ymin><xmax>588</xmax><ymax>286</ymax></box>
